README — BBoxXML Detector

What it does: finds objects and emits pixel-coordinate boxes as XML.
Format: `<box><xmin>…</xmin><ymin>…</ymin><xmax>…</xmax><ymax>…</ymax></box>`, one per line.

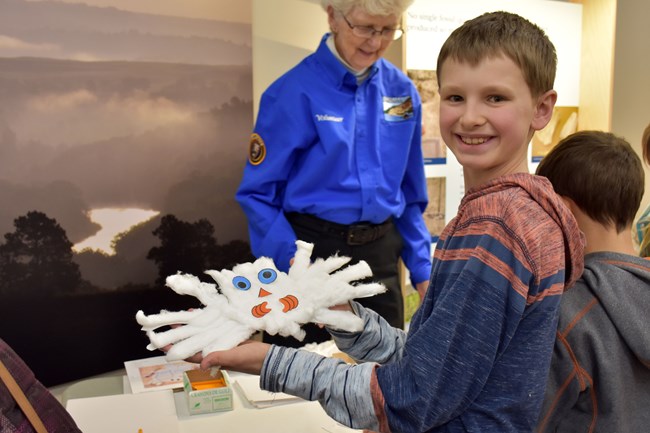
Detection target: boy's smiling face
<box><xmin>438</xmin><ymin>54</ymin><xmax>555</xmax><ymax>190</ymax></box>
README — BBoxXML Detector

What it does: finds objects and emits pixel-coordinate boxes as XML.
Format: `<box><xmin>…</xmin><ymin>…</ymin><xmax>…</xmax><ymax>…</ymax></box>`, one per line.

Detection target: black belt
<box><xmin>287</xmin><ymin>213</ymin><xmax>393</xmax><ymax>246</ymax></box>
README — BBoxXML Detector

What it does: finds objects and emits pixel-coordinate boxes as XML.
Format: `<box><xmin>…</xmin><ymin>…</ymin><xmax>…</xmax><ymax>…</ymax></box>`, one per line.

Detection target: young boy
<box><xmin>535</xmin><ymin>131</ymin><xmax>650</xmax><ymax>433</ymax></box>
<box><xmin>184</xmin><ymin>12</ymin><xmax>584</xmax><ymax>432</ymax></box>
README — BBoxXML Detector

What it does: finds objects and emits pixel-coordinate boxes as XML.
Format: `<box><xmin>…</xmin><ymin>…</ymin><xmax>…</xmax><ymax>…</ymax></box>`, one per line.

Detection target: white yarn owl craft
<box><xmin>136</xmin><ymin>240</ymin><xmax>386</xmax><ymax>361</ymax></box>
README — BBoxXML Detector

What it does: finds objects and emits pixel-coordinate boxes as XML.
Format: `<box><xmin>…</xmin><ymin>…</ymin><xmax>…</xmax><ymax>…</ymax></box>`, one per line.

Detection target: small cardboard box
<box><xmin>183</xmin><ymin>368</ymin><xmax>233</xmax><ymax>415</ymax></box>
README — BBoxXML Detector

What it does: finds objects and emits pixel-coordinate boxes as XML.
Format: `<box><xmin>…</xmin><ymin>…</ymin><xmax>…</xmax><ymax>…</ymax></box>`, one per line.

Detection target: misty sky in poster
<box><xmin>44</xmin><ymin>0</ymin><xmax>252</xmax><ymax>22</ymax></box>
<box><xmin>0</xmin><ymin>0</ymin><xmax>253</xmax><ymax>288</ymax></box>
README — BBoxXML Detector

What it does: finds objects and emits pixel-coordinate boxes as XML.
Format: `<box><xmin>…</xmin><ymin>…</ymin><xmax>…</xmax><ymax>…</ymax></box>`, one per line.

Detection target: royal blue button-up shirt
<box><xmin>236</xmin><ymin>34</ymin><xmax>431</xmax><ymax>285</ymax></box>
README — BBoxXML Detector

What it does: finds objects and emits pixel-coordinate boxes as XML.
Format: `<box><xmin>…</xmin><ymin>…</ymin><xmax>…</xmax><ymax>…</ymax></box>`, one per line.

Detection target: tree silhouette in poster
<box><xmin>148</xmin><ymin>215</ymin><xmax>255</xmax><ymax>287</ymax></box>
<box><xmin>214</xmin><ymin>238</ymin><xmax>255</xmax><ymax>271</ymax></box>
<box><xmin>0</xmin><ymin>211</ymin><xmax>81</xmax><ymax>297</ymax></box>
<box><xmin>148</xmin><ymin>214</ymin><xmax>220</xmax><ymax>286</ymax></box>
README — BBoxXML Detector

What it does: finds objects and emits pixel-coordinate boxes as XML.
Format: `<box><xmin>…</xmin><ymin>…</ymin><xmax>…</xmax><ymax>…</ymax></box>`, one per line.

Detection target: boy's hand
<box><xmin>199</xmin><ymin>340</ymin><xmax>272</xmax><ymax>375</ymax></box>
<box><xmin>316</xmin><ymin>302</ymin><xmax>354</xmax><ymax>328</ymax></box>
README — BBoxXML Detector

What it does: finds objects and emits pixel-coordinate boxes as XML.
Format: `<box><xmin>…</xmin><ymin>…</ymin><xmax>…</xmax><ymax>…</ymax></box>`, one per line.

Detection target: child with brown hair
<box><xmin>172</xmin><ymin>11</ymin><xmax>584</xmax><ymax>432</ymax></box>
<box><xmin>536</xmin><ymin>130</ymin><xmax>650</xmax><ymax>433</ymax></box>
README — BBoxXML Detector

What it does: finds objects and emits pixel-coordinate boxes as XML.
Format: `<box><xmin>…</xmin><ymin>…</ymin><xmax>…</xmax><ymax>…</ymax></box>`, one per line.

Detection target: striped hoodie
<box><xmin>261</xmin><ymin>173</ymin><xmax>584</xmax><ymax>432</ymax></box>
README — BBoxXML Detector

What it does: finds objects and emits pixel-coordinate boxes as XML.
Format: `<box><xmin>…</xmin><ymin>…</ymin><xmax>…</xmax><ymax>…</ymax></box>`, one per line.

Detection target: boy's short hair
<box><xmin>436</xmin><ymin>11</ymin><xmax>557</xmax><ymax>98</ymax></box>
<box><xmin>536</xmin><ymin>130</ymin><xmax>644</xmax><ymax>233</ymax></box>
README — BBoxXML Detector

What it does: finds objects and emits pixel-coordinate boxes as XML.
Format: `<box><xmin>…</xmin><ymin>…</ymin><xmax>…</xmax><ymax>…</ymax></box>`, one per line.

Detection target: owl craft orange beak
<box><xmin>258</xmin><ymin>288</ymin><xmax>271</xmax><ymax>297</ymax></box>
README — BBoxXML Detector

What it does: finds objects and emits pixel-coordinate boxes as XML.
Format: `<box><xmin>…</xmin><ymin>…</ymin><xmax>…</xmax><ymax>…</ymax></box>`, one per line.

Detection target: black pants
<box><xmin>262</xmin><ymin>213</ymin><xmax>404</xmax><ymax>348</ymax></box>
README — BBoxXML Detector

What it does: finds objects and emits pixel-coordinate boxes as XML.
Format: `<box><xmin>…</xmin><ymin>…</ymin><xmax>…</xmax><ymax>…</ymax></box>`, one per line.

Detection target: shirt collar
<box><xmin>325</xmin><ymin>34</ymin><xmax>369</xmax><ymax>77</ymax></box>
<box><xmin>316</xmin><ymin>33</ymin><xmax>377</xmax><ymax>88</ymax></box>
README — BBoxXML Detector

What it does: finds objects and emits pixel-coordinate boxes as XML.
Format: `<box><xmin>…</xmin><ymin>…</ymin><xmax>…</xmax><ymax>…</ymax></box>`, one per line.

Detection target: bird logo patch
<box><xmin>248</xmin><ymin>133</ymin><xmax>266</xmax><ymax>165</ymax></box>
<box><xmin>383</xmin><ymin>96</ymin><xmax>414</xmax><ymax>121</ymax></box>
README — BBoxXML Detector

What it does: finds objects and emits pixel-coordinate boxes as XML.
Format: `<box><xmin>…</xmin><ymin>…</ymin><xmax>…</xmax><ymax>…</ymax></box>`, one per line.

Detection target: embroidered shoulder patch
<box><xmin>248</xmin><ymin>133</ymin><xmax>266</xmax><ymax>165</ymax></box>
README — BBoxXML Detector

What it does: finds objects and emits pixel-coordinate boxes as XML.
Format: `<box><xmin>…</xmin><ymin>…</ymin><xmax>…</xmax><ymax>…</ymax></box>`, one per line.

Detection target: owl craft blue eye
<box><xmin>258</xmin><ymin>268</ymin><xmax>277</xmax><ymax>284</ymax></box>
<box><xmin>233</xmin><ymin>276</ymin><xmax>251</xmax><ymax>291</ymax></box>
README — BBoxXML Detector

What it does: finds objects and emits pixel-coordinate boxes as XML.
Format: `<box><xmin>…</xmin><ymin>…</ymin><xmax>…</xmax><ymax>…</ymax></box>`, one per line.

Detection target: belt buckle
<box><xmin>347</xmin><ymin>224</ymin><xmax>373</xmax><ymax>246</ymax></box>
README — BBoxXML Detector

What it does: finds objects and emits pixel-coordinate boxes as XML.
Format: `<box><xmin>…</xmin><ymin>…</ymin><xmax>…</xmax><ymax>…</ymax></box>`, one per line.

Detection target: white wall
<box><xmin>610</xmin><ymin>0</ymin><xmax>650</xmax><ymax>220</ymax></box>
<box><xmin>252</xmin><ymin>0</ymin><xmax>328</xmax><ymax>119</ymax></box>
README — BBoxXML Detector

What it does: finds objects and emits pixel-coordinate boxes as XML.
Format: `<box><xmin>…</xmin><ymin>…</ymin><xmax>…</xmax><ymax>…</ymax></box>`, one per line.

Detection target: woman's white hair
<box><xmin>320</xmin><ymin>0</ymin><xmax>413</xmax><ymax>17</ymax></box>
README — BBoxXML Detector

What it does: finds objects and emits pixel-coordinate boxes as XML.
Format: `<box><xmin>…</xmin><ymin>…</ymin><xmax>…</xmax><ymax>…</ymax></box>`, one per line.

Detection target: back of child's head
<box><xmin>536</xmin><ymin>130</ymin><xmax>644</xmax><ymax>233</ymax></box>
<box><xmin>436</xmin><ymin>11</ymin><xmax>557</xmax><ymax>98</ymax></box>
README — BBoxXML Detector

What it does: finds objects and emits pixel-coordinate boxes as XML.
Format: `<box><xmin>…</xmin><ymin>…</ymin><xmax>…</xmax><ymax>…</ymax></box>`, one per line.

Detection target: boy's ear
<box><xmin>559</xmin><ymin>195</ymin><xmax>575</xmax><ymax>212</ymax></box>
<box><xmin>531</xmin><ymin>89</ymin><xmax>558</xmax><ymax>131</ymax></box>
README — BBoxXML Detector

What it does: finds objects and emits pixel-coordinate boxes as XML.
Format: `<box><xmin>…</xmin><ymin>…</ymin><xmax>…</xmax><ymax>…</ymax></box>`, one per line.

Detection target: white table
<box><xmin>65</xmin><ymin>371</ymin><xmax>360</xmax><ymax>433</ymax></box>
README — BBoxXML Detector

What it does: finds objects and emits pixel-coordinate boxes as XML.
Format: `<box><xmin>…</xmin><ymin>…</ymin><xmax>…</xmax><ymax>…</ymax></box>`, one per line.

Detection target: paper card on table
<box><xmin>124</xmin><ymin>355</ymin><xmax>199</xmax><ymax>393</ymax></box>
<box><xmin>233</xmin><ymin>373</ymin><xmax>302</xmax><ymax>408</ymax></box>
<box><xmin>66</xmin><ymin>390</ymin><xmax>179</xmax><ymax>433</ymax></box>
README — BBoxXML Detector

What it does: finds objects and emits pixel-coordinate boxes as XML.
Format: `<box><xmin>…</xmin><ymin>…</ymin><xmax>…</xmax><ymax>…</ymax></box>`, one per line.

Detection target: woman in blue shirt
<box><xmin>236</xmin><ymin>0</ymin><xmax>431</xmax><ymax>345</ymax></box>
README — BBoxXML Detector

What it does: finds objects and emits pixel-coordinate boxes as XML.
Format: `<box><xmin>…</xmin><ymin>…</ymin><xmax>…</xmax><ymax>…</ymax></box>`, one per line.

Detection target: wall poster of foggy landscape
<box><xmin>0</xmin><ymin>0</ymin><xmax>253</xmax><ymax>385</ymax></box>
